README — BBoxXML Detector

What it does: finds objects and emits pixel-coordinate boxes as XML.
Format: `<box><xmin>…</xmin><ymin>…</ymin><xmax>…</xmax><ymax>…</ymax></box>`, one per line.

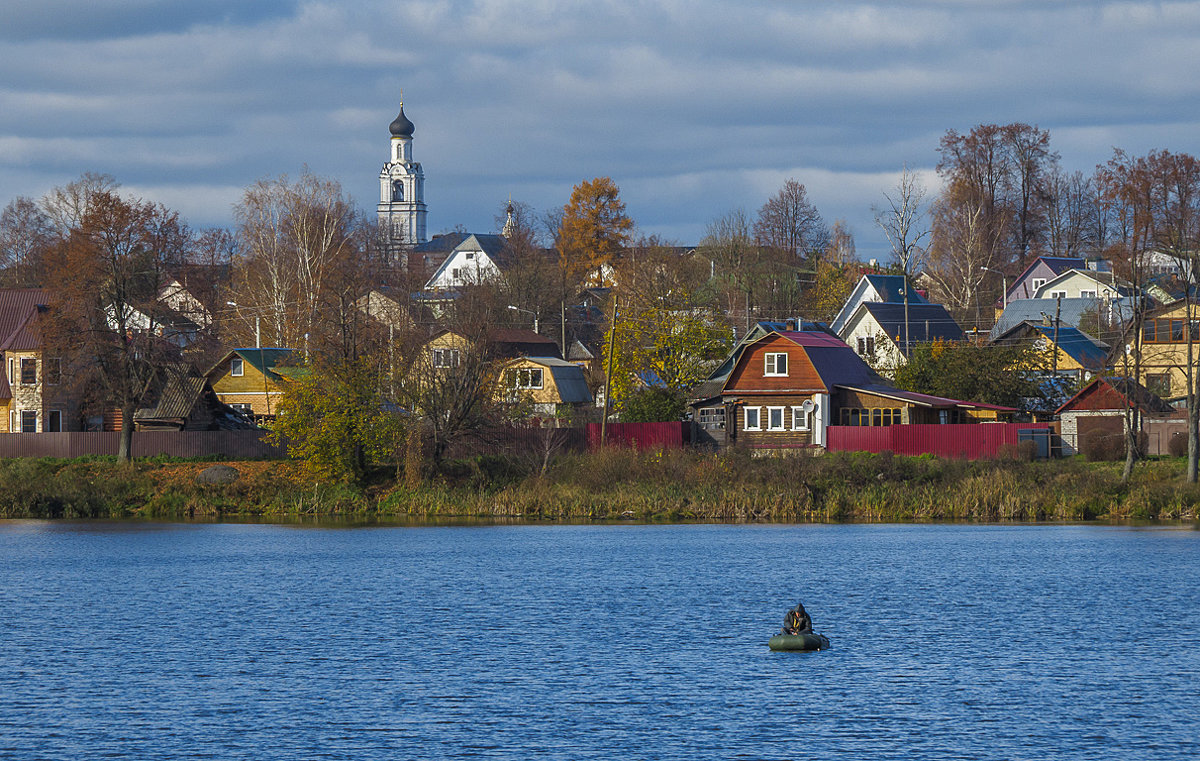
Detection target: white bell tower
<box><xmin>377</xmin><ymin>97</ymin><xmax>427</xmax><ymax>253</ymax></box>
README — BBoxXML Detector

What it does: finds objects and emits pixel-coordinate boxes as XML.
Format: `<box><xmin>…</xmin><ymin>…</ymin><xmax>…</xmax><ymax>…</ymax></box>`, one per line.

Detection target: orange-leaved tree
<box><xmin>557</xmin><ymin>177</ymin><xmax>633</xmax><ymax>287</ymax></box>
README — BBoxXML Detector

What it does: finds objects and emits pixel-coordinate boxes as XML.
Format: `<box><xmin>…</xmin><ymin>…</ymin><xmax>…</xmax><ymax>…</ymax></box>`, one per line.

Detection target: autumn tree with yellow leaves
<box><xmin>557</xmin><ymin>177</ymin><xmax>633</xmax><ymax>286</ymax></box>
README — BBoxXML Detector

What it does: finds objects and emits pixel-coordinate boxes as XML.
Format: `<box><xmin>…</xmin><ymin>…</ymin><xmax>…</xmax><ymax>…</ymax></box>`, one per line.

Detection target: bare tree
<box><xmin>874</xmin><ymin>166</ymin><xmax>929</xmax><ymax>355</ymax></box>
<box><xmin>925</xmin><ymin>179</ymin><xmax>1008</xmax><ymax>328</ymax></box>
<box><xmin>1044</xmin><ymin>168</ymin><xmax>1100</xmax><ymax>257</ymax></box>
<box><xmin>39</xmin><ymin>172</ymin><xmax>119</xmax><ymax>237</ymax></box>
<box><xmin>754</xmin><ymin>179</ymin><xmax>829</xmax><ymax>262</ymax></box>
<box><xmin>0</xmin><ymin>197</ymin><xmax>53</xmax><ymax>286</ymax></box>
<box><xmin>42</xmin><ymin>190</ymin><xmax>193</xmax><ymax>461</ymax></box>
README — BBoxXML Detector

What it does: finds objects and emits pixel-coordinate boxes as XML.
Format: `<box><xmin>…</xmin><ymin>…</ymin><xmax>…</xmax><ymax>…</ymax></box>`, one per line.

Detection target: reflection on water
<box><xmin>1</xmin><ymin>522</ymin><xmax>1197</xmax><ymax>760</ymax></box>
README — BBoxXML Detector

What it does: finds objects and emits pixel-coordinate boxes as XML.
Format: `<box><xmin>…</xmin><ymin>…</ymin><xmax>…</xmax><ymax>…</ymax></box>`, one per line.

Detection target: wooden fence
<box><xmin>0</xmin><ymin>431</ymin><xmax>284</xmax><ymax>459</ymax></box>
<box><xmin>826</xmin><ymin>423</ymin><xmax>1053</xmax><ymax>460</ymax></box>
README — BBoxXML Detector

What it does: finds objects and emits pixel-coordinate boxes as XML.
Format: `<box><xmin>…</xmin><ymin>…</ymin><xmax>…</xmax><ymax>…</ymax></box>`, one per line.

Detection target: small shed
<box><xmin>1055</xmin><ymin>376</ymin><xmax>1177</xmax><ymax>456</ymax></box>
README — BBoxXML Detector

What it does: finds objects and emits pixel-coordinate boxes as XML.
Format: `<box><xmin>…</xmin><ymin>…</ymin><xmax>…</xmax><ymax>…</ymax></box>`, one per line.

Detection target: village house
<box><xmin>838</xmin><ymin>301</ymin><xmax>964</xmax><ymax>373</ymax></box>
<box><xmin>1135</xmin><ymin>300</ymin><xmax>1200</xmax><ymax>399</ymax></box>
<box><xmin>500</xmin><ymin>356</ymin><xmax>593</xmax><ymax>419</ymax></box>
<box><xmin>692</xmin><ymin>329</ymin><xmax>1010</xmax><ymax>451</ymax></box>
<box><xmin>990</xmin><ymin>320</ymin><xmax>1110</xmax><ymax>382</ymax></box>
<box><xmin>205</xmin><ymin>348</ymin><xmax>299</xmax><ymax>422</ymax></box>
<box><xmin>829</xmin><ymin>273</ymin><xmax>928</xmax><ymax>335</ymax></box>
<box><xmin>1031</xmin><ymin>268</ymin><xmax>1132</xmax><ymax>302</ymax></box>
<box><xmin>1055</xmin><ymin>376</ymin><xmax>1180</xmax><ymax>456</ymax></box>
<box><xmin>0</xmin><ymin>290</ymin><xmax>75</xmax><ymax>432</ymax></box>
<box><xmin>1001</xmin><ymin>256</ymin><xmax>1101</xmax><ymax>303</ymax></box>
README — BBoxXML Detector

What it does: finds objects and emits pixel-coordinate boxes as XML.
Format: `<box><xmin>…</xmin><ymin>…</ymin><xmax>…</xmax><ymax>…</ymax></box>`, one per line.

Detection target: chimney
<box><xmin>786</xmin><ymin>319</ymin><xmax>797</xmax><ymax>331</ymax></box>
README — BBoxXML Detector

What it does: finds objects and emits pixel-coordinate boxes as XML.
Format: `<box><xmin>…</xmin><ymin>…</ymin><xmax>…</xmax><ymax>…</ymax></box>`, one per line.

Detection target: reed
<box><xmin>1</xmin><ymin>450</ymin><xmax>1198</xmax><ymax>522</ymax></box>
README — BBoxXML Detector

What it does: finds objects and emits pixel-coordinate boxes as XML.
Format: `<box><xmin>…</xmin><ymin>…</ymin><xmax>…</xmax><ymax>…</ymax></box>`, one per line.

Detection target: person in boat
<box><xmin>782</xmin><ymin>602</ymin><xmax>812</xmax><ymax>635</ymax></box>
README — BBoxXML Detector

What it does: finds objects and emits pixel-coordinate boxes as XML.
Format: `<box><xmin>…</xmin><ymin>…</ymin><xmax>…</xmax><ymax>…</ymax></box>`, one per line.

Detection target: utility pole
<box><xmin>561</xmin><ymin>301</ymin><xmax>567</xmax><ymax>360</ymax></box>
<box><xmin>1052</xmin><ymin>295</ymin><xmax>1062</xmax><ymax>376</ymax></box>
<box><xmin>601</xmin><ymin>295</ymin><xmax>618</xmax><ymax>448</ymax></box>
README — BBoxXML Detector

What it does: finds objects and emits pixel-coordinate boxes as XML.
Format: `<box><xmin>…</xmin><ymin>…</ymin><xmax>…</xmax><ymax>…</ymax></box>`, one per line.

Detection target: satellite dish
<box><xmin>801</xmin><ymin>399</ymin><xmax>815</xmax><ymax>412</ymax></box>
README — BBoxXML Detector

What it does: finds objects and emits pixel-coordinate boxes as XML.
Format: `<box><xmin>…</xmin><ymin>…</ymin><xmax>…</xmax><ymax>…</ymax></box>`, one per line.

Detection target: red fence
<box><xmin>826</xmin><ymin>423</ymin><xmax>1051</xmax><ymax>459</ymax></box>
<box><xmin>0</xmin><ymin>431</ymin><xmax>284</xmax><ymax>459</ymax></box>
<box><xmin>587</xmin><ymin>422</ymin><xmax>688</xmax><ymax>451</ymax></box>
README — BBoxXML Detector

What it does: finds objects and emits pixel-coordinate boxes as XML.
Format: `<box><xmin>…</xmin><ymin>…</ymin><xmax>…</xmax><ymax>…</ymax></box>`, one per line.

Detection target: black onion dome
<box><xmin>389</xmin><ymin>105</ymin><xmax>415</xmax><ymax>137</ymax></box>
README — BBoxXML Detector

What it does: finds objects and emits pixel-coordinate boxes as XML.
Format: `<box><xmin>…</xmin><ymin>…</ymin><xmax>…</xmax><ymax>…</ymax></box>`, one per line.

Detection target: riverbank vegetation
<box><xmin>2</xmin><ymin>448</ymin><xmax>1199</xmax><ymax>523</ymax></box>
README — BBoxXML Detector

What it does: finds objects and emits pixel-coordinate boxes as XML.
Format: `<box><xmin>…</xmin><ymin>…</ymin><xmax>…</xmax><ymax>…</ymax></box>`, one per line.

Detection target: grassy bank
<box><xmin>3</xmin><ymin>449</ymin><xmax>1200</xmax><ymax>523</ymax></box>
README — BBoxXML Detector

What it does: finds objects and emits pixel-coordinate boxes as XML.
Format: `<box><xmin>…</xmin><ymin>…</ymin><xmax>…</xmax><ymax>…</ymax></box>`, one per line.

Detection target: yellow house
<box><xmin>1137</xmin><ymin>300</ymin><xmax>1199</xmax><ymax>398</ymax></box>
<box><xmin>0</xmin><ymin>290</ymin><xmax>74</xmax><ymax>432</ymax></box>
<box><xmin>991</xmin><ymin>320</ymin><xmax>1111</xmax><ymax>381</ymax></box>
<box><xmin>500</xmin><ymin>356</ymin><xmax>593</xmax><ymax>418</ymax></box>
<box><xmin>205</xmin><ymin>348</ymin><xmax>299</xmax><ymax>421</ymax></box>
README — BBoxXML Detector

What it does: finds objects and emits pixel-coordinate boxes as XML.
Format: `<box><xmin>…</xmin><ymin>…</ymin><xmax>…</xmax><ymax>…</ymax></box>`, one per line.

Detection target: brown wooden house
<box><xmin>694</xmin><ymin>330</ymin><xmax>1012</xmax><ymax>451</ymax></box>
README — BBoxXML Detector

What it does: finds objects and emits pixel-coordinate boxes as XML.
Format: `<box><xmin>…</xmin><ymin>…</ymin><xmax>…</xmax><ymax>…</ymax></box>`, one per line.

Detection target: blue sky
<box><xmin>4</xmin><ymin>1</ymin><xmax>1200</xmax><ymax>260</ymax></box>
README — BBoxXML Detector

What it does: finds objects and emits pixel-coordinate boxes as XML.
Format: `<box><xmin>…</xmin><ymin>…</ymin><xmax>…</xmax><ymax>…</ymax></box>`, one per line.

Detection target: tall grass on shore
<box><xmin>3</xmin><ymin>448</ymin><xmax>1199</xmax><ymax>522</ymax></box>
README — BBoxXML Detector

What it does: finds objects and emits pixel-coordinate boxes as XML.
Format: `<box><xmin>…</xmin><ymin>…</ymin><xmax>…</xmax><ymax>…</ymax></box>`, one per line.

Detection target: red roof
<box><xmin>0</xmin><ymin>289</ymin><xmax>51</xmax><ymax>346</ymax></box>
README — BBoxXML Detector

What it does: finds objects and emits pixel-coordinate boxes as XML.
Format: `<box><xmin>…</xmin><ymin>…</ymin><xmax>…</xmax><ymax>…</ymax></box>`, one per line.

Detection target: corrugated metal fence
<box><xmin>826</xmin><ymin>423</ymin><xmax>1052</xmax><ymax>460</ymax></box>
<box><xmin>0</xmin><ymin>431</ymin><xmax>284</xmax><ymax>459</ymax></box>
<box><xmin>586</xmin><ymin>422</ymin><xmax>688</xmax><ymax>451</ymax></box>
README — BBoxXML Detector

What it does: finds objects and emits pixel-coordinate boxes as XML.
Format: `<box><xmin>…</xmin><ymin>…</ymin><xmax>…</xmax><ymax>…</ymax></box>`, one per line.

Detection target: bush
<box><xmin>621</xmin><ymin>388</ymin><xmax>685</xmax><ymax>422</ymax></box>
<box><xmin>1168</xmin><ymin>432</ymin><xmax>1188</xmax><ymax>458</ymax></box>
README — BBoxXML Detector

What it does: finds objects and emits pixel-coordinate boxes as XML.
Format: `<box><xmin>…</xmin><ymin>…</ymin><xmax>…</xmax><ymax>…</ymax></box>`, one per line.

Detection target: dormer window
<box><xmin>765</xmin><ymin>352</ymin><xmax>788</xmax><ymax>376</ymax></box>
<box><xmin>231</xmin><ymin>357</ymin><xmax>244</xmax><ymax>377</ymax></box>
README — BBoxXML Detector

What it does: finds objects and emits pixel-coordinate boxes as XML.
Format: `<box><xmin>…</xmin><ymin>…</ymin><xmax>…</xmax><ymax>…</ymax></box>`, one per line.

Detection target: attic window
<box><xmin>511</xmin><ymin>367</ymin><xmax>543</xmax><ymax>390</ymax></box>
<box><xmin>1031</xmin><ymin>278</ymin><xmax>1047</xmax><ymax>292</ymax></box>
<box><xmin>764</xmin><ymin>352</ymin><xmax>788</xmax><ymax>376</ymax></box>
<box><xmin>465</xmin><ymin>252</ymin><xmax>475</xmax><ymax>261</ymax></box>
<box><xmin>231</xmin><ymin>357</ymin><xmax>244</xmax><ymax>377</ymax></box>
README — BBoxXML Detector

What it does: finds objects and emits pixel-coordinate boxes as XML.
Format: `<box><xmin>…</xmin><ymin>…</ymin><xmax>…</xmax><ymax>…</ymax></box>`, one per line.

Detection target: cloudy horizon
<box><xmin>4</xmin><ymin>1</ymin><xmax>1200</xmax><ymax>260</ymax></box>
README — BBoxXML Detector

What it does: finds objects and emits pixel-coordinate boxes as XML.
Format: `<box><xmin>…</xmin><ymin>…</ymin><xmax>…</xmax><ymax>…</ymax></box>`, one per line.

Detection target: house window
<box><xmin>230</xmin><ymin>403</ymin><xmax>254</xmax><ymax>415</ymax></box>
<box><xmin>1031</xmin><ymin>278</ymin><xmax>1047</xmax><ymax>293</ymax></box>
<box><xmin>20</xmin><ymin>410</ymin><xmax>37</xmax><ymax>433</ymax></box>
<box><xmin>230</xmin><ymin>357</ymin><xmax>244</xmax><ymax>377</ymax></box>
<box><xmin>46</xmin><ymin>410</ymin><xmax>62</xmax><ymax>433</ymax></box>
<box><xmin>1048</xmin><ymin>290</ymin><xmax>1068</xmax><ymax>299</ymax></box>
<box><xmin>6</xmin><ymin>357</ymin><xmax>12</xmax><ymax>383</ymax></box>
<box><xmin>432</xmin><ymin>348</ymin><xmax>461</xmax><ymax>368</ymax></box>
<box><xmin>20</xmin><ymin>358</ymin><xmax>36</xmax><ymax>385</ymax></box>
<box><xmin>792</xmin><ymin>406</ymin><xmax>810</xmax><ymax>431</ymax></box>
<box><xmin>1079</xmin><ymin>290</ymin><xmax>1097</xmax><ymax>299</ymax></box>
<box><xmin>767</xmin><ymin>406</ymin><xmax>785</xmax><ymax>431</ymax></box>
<box><xmin>1171</xmin><ymin>319</ymin><xmax>1185</xmax><ymax>342</ymax></box>
<box><xmin>840</xmin><ymin>408</ymin><xmax>901</xmax><ymax>426</ymax></box>
<box><xmin>764</xmin><ymin>352</ymin><xmax>788</xmax><ymax>376</ymax></box>
<box><xmin>1146</xmin><ymin>373</ymin><xmax>1171</xmax><ymax>397</ymax></box>
<box><xmin>45</xmin><ymin>358</ymin><xmax>61</xmax><ymax>385</ymax></box>
<box><xmin>698</xmin><ymin>407</ymin><xmax>725</xmax><ymax>430</ymax></box>
<box><xmin>511</xmin><ymin>367</ymin><xmax>544</xmax><ymax>390</ymax></box>
<box><xmin>856</xmin><ymin>336</ymin><xmax>875</xmax><ymax>356</ymax></box>
<box><xmin>465</xmin><ymin>252</ymin><xmax>475</xmax><ymax>261</ymax></box>
<box><xmin>451</xmin><ymin>267</ymin><xmax>462</xmax><ymax>280</ymax></box>
<box><xmin>1143</xmin><ymin>321</ymin><xmax>1157</xmax><ymax>343</ymax></box>
<box><xmin>744</xmin><ymin>407</ymin><xmax>762</xmax><ymax>431</ymax></box>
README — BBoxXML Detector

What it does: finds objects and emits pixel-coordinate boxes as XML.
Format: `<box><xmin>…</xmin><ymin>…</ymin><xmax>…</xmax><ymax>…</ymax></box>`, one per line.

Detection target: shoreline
<box><xmin>3</xmin><ymin>448</ymin><xmax>1199</xmax><ymax>523</ymax></box>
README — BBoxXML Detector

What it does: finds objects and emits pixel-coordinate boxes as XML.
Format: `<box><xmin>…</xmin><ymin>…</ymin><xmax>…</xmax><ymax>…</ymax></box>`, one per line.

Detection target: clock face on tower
<box><xmin>392</xmin><ymin>180</ymin><xmax>404</xmax><ymax>201</ymax></box>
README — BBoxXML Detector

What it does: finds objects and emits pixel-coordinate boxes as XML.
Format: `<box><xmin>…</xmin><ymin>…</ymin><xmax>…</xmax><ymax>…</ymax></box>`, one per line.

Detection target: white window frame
<box><xmin>1079</xmin><ymin>290</ymin><xmax>1097</xmax><ymax>299</ymax></box>
<box><xmin>1031</xmin><ymin>278</ymin><xmax>1047</xmax><ymax>293</ymax></box>
<box><xmin>856</xmin><ymin>336</ymin><xmax>875</xmax><ymax>357</ymax></box>
<box><xmin>744</xmin><ymin>406</ymin><xmax>762</xmax><ymax>431</ymax></box>
<box><xmin>230</xmin><ymin>357</ymin><xmax>244</xmax><ymax>377</ymax></box>
<box><xmin>432</xmin><ymin>348</ymin><xmax>461</xmax><ymax>369</ymax></box>
<box><xmin>766</xmin><ymin>406</ymin><xmax>785</xmax><ymax>431</ymax></box>
<box><xmin>7</xmin><ymin>357</ymin><xmax>12</xmax><ymax>384</ymax></box>
<box><xmin>512</xmin><ymin>367</ymin><xmax>544</xmax><ymax>390</ymax></box>
<box><xmin>764</xmin><ymin>352</ymin><xmax>788</xmax><ymax>377</ymax></box>
<box><xmin>1048</xmin><ymin>290</ymin><xmax>1068</xmax><ymax>299</ymax></box>
<box><xmin>792</xmin><ymin>406</ymin><xmax>810</xmax><ymax>431</ymax></box>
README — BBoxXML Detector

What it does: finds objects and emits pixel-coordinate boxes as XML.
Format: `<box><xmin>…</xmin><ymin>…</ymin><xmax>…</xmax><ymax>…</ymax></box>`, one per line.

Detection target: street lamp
<box><xmin>980</xmin><ymin>266</ymin><xmax>1008</xmax><ymax>309</ymax></box>
<box><xmin>507</xmin><ymin>305</ymin><xmax>538</xmax><ymax>333</ymax></box>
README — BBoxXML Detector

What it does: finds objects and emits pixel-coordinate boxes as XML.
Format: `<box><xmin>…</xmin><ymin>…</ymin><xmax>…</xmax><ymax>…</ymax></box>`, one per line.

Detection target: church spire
<box><xmin>502</xmin><ymin>195</ymin><xmax>516</xmax><ymax>238</ymax></box>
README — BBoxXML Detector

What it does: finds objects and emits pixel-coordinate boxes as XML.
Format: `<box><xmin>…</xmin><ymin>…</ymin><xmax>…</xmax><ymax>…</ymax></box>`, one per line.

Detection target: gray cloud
<box><xmin>3</xmin><ymin>1</ymin><xmax>1200</xmax><ymax>259</ymax></box>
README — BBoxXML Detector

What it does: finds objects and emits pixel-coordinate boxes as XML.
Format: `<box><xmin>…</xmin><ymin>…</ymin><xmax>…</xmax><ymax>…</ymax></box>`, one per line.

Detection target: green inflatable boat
<box><xmin>768</xmin><ymin>632</ymin><xmax>830</xmax><ymax>651</ymax></box>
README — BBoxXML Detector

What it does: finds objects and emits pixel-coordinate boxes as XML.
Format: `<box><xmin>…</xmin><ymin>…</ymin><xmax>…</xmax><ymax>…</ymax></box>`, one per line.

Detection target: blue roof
<box><xmin>860</xmin><ymin>302</ymin><xmax>964</xmax><ymax>345</ymax></box>
<box><xmin>1030</xmin><ymin>324</ymin><xmax>1110</xmax><ymax>372</ymax></box>
<box><xmin>863</xmin><ymin>274</ymin><xmax>928</xmax><ymax>305</ymax></box>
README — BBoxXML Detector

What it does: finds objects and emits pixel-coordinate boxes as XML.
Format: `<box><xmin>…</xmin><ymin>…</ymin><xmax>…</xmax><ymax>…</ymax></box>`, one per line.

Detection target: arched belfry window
<box><xmin>392</xmin><ymin>180</ymin><xmax>404</xmax><ymax>201</ymax></box>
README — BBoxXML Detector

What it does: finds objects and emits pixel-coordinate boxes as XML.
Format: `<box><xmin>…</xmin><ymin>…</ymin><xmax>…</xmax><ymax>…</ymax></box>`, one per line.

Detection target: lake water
<box><xmin>1</xmin><ymin>521</ymin><xmax>1198</xmax><ymax>760</ymax></box>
